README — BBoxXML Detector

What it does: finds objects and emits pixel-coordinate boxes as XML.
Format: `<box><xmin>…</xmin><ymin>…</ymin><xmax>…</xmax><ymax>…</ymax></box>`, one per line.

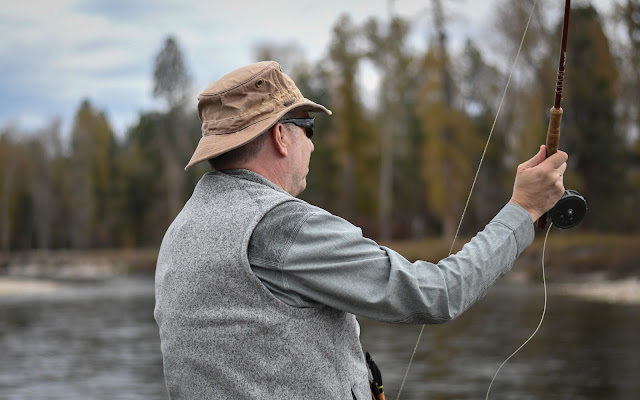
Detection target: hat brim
<box><xmin>185</xmin><ymin>99</ymin><xmax>331</xmax><ymax>170</ymax></box>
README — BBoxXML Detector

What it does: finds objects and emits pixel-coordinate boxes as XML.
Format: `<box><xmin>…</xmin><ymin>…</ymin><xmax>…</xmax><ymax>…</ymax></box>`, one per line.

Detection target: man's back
<box><xmin>154</xmin><ymin>171</ymin><xmax>370</xmax><ymax>399</ymax></box>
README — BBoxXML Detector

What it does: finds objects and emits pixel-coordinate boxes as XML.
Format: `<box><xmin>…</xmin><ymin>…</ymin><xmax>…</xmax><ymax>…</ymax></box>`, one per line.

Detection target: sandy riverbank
<box><xmin>1</xmin><ymin>275</ymin><xmax>638</xmax><ymax>305</ymax></box>
<box><xmin>551</xmin><ymin>278</ymin><xmax>640</xmax><ymax>305</ymax></box>
<box><xmin>0</xmin><ymin>277</ymin><xmax>69</xmax><ymax>296</ymax></box>
<box><xmin>1</xmin><ymin>235</ymin><xmax>638</xmax><ymax>302</ymax></box>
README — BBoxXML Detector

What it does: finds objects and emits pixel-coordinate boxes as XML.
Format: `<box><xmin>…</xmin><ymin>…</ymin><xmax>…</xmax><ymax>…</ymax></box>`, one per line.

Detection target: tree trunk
<box><xmin>0</xmin><ymin>163</ymin><xmax>16</xmax><ymax>251</ymax></box>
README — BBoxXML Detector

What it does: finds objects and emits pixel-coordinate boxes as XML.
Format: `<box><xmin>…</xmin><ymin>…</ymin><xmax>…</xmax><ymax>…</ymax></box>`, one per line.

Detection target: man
<box><xmin>154</xmin><ymin>61</ymin><xmax>567</xmax><ymax>399</ymax></box>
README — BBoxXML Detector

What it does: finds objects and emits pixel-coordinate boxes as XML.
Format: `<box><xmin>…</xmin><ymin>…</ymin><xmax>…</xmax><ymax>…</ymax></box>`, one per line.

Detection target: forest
<box><xmin>1</xmin><ymin>0</ymin><xmax>639</xmax><ymax>251</ymax></box>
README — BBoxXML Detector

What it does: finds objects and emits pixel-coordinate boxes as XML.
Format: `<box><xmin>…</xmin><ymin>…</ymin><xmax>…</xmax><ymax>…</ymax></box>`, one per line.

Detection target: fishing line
<box><xmin>394</xmin><ymin>1</ymin><xmax>538</xmax><ymax>399</ymax></box>
<box><xmin>485</xmin><ymin>222</ymin><xmax>552</xmax><ymax>400</ymax></box>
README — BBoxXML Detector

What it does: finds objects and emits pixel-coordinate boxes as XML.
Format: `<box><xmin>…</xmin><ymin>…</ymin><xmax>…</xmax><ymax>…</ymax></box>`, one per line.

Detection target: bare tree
<box><xmin>153</xmin><ymin>36</ymin><xmax>192</xmax><ymax>109</ymax></box>
<box><xmin>0</xmin><ymin>130</ymin><xmax>17</xmax><ymax>251</ymax></box>
<box><xmin>152</xmin><ymin>36</ymin><xmax>194</xmax><ymax>220</ymax></box>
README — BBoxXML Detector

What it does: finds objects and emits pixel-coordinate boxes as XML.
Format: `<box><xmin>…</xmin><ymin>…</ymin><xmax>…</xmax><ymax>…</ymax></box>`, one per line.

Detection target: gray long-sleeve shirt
<box><xmin>233</xmin><ymin>169</ymin><xmax>535</xmax><ymax>324</ymax></box>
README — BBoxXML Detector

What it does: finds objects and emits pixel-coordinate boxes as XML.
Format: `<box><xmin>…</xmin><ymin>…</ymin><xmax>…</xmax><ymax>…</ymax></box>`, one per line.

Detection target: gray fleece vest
<box><xmin>154</xmin><ymin>171</ymin><xmax>370</xmax><ymax>399</ymax></box>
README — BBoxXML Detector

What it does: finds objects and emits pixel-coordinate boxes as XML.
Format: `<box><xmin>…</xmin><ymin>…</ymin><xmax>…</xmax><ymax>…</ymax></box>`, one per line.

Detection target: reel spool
<box><xmin>548</xmin><ymin>189</ymin><xmax>587</xmax><ymax>229</ymax></box>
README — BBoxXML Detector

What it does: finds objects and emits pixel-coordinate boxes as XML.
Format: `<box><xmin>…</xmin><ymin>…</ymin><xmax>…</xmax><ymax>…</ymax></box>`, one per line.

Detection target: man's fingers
<box><xmin>520</xmin><ymin>145</ymin><xmax>546</xmax><ymax>169</ymax></box>
<box><xmin>511</xmin><ymin>146</ymin><xmax>570</xmax><ymax>221</ymax></box>
<box><xmin>521</xmin><ymin>146</ymin><xmax>567</xmax><ymax>171</ymax></box>
<box><xmin>545</xmin><ymin>150</ymin><xmax>568</xmax><ymax>169</ymax></box>
<box><xmin>557</xmin><ymin>162</ymin><xmax>568</xmax><ymax>176</ymax></box>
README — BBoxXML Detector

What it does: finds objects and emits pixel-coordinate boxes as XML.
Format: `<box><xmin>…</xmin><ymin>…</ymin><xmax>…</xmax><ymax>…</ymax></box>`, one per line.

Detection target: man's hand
<box><xmin>509</xmin><ymin>145</ymin><xmax>568</xmax><ymax>222</ymax></box>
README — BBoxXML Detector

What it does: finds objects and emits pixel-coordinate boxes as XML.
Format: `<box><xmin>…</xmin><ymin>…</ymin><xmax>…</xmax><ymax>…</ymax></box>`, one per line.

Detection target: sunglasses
<box><xmin>279</xmin><ymin>118</ymin><xmax>314</xmax><ymax>139</ymax></box>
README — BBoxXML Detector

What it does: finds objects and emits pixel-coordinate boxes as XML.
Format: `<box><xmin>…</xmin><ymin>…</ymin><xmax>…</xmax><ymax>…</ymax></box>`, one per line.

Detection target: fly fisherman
<box><xmin>154</xmin><ymin>61</ymin><xmax>567</xmax><ymax>399</ymax></box>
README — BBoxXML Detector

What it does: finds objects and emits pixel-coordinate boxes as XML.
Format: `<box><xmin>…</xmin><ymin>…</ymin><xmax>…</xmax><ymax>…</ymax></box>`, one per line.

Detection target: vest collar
<box><xmin>215</xmin><ymin>169</ymin><xmax>291</xmax><ymax>196</ymax></box>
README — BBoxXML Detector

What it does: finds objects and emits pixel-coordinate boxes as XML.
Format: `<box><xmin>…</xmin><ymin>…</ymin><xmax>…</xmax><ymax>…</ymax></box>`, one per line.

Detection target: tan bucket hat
<box><xmin>185</xmin><ymin>61</ymin><xmax>332</xmax><ymax>170</ymax></box>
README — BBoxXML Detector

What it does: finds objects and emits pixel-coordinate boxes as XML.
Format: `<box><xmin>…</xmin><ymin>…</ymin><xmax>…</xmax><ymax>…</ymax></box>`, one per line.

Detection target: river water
<box><xmin>0</xmin><ymin>277</ymin><xmax>638</xmax><ymax>399</ymax></box>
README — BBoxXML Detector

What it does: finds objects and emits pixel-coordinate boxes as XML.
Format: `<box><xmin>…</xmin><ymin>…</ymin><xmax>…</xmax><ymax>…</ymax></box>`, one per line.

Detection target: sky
<box><xmin>0</xmin><ymin>0</ymin><xmax>616</xmax><ymax>138</ymax></box>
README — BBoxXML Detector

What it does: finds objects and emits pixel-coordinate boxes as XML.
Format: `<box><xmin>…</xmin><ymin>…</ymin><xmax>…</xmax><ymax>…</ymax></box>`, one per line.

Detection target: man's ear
<box><xmin>271</xmin><ymin>123</ymin><xmax>288</xmax><ymax>157</ymax></box>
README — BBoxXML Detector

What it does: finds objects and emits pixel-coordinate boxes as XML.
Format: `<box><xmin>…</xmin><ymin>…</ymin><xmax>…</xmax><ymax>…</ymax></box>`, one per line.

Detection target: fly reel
<box><xmin>548</xmin><ymin>189</ymin><xmax>587</xmax><ymax>229</ymax></box>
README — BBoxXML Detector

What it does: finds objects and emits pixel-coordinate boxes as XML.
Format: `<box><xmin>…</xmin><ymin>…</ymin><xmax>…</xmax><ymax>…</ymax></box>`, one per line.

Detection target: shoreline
<box><xmin>550</xmin><ymin>278</ymin><xmax>640</xmax><ymax>305</ymax></box>
<box><xmin>1</xmin><ymin>273</ymin><xmax>638</xmax><ymax>306</ymax></box>
<box><xmin>1</xmin><ymin>234</ymin><xmax>638</xmax><ymax>303</ymax></box>
<box><xmin>0</xmin><ymin>276</ymin><xmax>70</xmax><ymax>297</ymax></box>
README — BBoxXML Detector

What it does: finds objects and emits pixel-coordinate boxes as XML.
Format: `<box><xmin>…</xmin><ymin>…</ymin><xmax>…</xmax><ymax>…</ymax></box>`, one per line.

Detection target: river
<box><xmin>0</xmin><ymin>277</ymin><xmax>638</xmax><ymax>399</ymax></box>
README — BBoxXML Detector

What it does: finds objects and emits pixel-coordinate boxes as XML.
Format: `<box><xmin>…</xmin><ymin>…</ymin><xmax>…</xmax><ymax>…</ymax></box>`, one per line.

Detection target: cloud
<box><xmin>0</xmin><ymin>0</ymin><xmax>617</xmax><ymax>136</ymax></box>
<box><xmin>74</xmin><ymin>0</ymin><xmax>158</xmax><ymax>22</ymax></box>
<box><xmin>0</xmin><ymin>0</ymin><xmax>160</xmax><ymax>132</ymax></box>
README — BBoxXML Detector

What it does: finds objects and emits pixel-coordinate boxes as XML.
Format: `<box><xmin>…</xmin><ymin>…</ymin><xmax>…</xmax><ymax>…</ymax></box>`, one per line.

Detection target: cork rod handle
<box><xmin>546</xmin><ymin>106</ymin><xmax>563</xmax><ymax>157</ymax></box>
<box><xmin>536</xmin><ymin>106</ymin><xmax>563</xmax><ymax>229</ymax></box>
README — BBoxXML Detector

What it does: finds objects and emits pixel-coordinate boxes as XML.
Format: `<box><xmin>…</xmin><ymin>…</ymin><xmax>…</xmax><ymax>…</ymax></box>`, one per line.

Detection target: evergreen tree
<box><xmin>459</xmin><ymin>39</ymin><xmax>512</xmax><ymax>225</ymax></box>
<box><xmin>30</xmin><ymin>120</ymin><xmax>63</xmax><ymax>249</ymax></box>
<box><xmin>68</xmin><ymin>99</ymin><xmax>118</xmax><ymax>247</ymax></box>
<box><xmin>328</xmin><ymin>14</ymin><xmax>379</xmax><ymax>228</ymax></box>
<box><xmin>365</xmin><ymin>15</ymin><xmax>424</xmax><ymax>239</ymax></box>
<box><xmin>415</xmin><ymin>0</ymin><xmax>483</xmax><ymax>239</ymax></box>
<box><xmin>0</xmin><ymin>130</ymin><xmax>18</xmax><ymax>250</ymax></box>
<box><xmin>119</xmin><ymin>112</ymin><xmax>169</xmax><ymax>246</ymax></box>
<box><xmin>617</xmin><ymin>0</ymin><xmax>640</xmax><ymax>230</ymax></box>
<box><xmin>491</xmin><ymin>0</ymin><xmax>558</xmax><ymax>163</ymax></box>
<box><xmin>287</xmin><ymin>63</ymin><xmax>339</xmax><ymax>216</ymax></box>
<box><xmin>563</xmin><ymin>5</ymin><xmax>623</xmax><ymax>230</ymax></box>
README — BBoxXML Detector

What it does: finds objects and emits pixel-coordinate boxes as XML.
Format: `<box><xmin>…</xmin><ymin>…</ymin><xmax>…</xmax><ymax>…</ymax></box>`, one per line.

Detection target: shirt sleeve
<box><xmin>250</xmin><ymin>202</ymin><xmax>534</xmax><ymax>324</ymax></box>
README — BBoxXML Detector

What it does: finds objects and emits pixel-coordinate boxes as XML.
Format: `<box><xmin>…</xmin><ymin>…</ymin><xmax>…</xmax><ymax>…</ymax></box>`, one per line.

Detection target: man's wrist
<box><xmin>508</xmin><ymin>199</ymin><xmax>539</xmax><ymax>222</ymax></box>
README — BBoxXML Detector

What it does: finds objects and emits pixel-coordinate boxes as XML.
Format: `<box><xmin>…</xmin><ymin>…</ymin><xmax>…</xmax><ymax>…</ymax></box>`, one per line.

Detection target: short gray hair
<box><xmin>207</xmin><ymin>110</ymin><xmax>302</xmax><ymax>170</ymax></box>
<box><xmin>207</xmin><ymin>131</ymin><xmax>269</xmax><ymax>170</ymax></box>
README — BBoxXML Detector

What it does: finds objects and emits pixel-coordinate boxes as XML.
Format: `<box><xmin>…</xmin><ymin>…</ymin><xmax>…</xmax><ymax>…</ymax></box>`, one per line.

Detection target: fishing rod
<box><xmin>488</xmin><ymin>4</ymin><xmax>586</xmax><ymax>398</ymax></box>
<box><xmin>536</xmin><ymin>0</ymin><xmax>587</xmax><ymax>230</ymax></box>
<box><xmin>397</xmin><ymin>2</ymin><xmax>586</xmax><ymax>398</ymax></box>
